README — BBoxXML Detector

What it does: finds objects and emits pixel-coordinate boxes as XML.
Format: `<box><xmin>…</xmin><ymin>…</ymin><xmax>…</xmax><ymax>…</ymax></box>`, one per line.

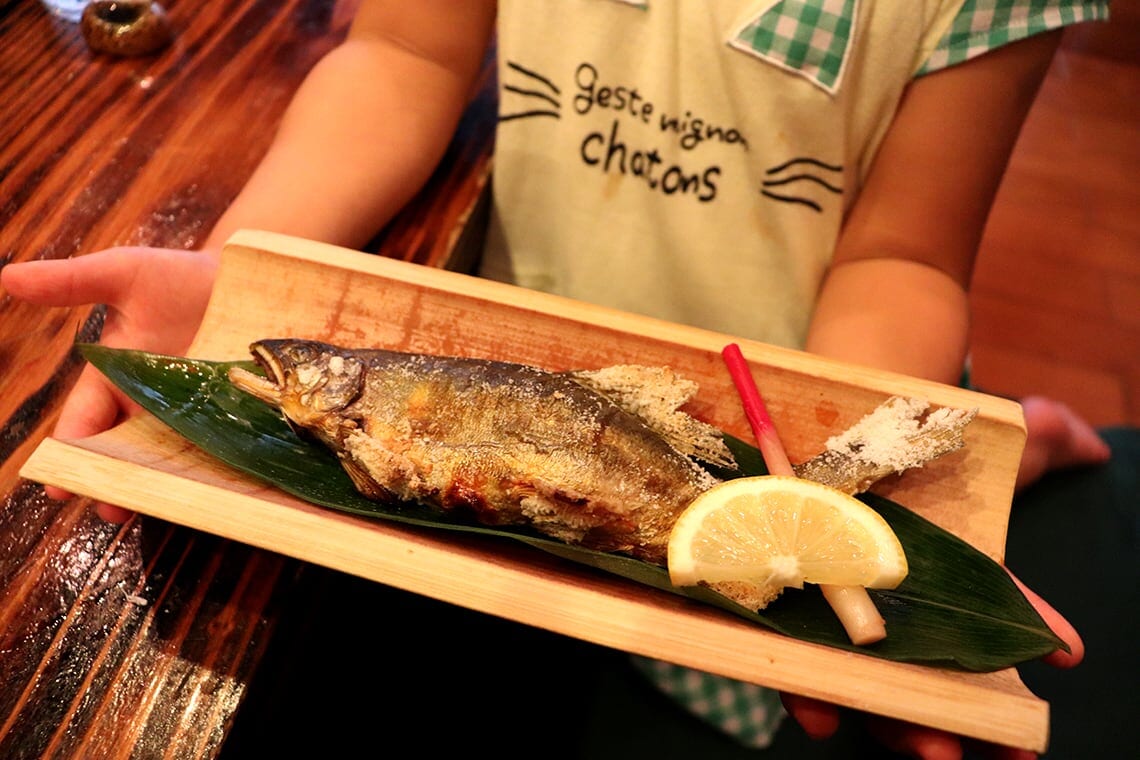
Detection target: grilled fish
<box><xmin>228</xmin><ymin>339</ymin><xmax>733</xmax><ymax>565</ymax></box>
<box><xmin>228</xmin><ymin>339</ymin><xmax>976</xmax><ymax>610</ymax></box>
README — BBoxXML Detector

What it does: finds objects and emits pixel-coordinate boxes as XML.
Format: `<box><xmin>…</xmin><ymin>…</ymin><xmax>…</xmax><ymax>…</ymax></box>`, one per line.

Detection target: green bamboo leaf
<box><xmin>80</xmin><ymin>344</ymin><xmax>1064</xmax><ymax>671</ymax></box>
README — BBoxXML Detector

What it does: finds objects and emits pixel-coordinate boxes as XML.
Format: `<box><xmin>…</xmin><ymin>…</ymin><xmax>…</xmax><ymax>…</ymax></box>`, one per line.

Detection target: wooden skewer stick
<box><xmin>721</xmin><ymin>343</ymin><xmax>887</xmax><ymax>646</ymax></box>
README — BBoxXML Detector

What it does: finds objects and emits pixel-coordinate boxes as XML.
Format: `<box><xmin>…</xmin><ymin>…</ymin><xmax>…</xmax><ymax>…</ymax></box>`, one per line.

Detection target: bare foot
<box><xmin>1016</xmin><ymin>396</ymin><xmax>1112</xmax><ymax>492</ymax></box>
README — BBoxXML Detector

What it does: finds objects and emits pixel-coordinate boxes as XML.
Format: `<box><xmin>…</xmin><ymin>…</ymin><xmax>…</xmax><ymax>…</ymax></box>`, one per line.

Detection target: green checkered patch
<box><xmin>730</xmin><ymin>0</ymin><xmax>857</xmax><ymax>94</ymax></box>
<box><xmin>919</xmin><ymin>0</ymin><xmax>1111</xmax><ymax>74</ymax></box>
<box><xmin>631</xmin><ymin>655</ymin><xmax>787</xmax><ymax>748</ymax></box>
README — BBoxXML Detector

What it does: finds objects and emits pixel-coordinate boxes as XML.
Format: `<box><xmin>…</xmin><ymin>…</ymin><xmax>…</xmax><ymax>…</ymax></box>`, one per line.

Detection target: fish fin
<box><xmin>568</xmin><ymin>365</ymin><xmax>737</xmax><ymax>470</ymax></box>
<box><xmin>338</xmin><ymin>452</ymin><xmax>394</xmax><ymax>500</ymax></box>
<box><xmin>793</xmin><ymin>396</ymin><xmax>978</xmax><ymax>494</ymax></box>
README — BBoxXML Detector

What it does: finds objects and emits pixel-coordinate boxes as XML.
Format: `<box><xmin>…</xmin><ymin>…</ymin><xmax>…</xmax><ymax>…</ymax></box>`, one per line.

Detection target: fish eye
<box><xmin>289</xmin><ymin>344</ymin><xmax>319</xmax><ymax>364</ymax></box>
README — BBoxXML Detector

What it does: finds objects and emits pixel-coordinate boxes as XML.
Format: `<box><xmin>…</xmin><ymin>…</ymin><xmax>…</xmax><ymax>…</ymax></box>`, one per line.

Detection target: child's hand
<box><xmin>781</xmin><ymin>570</ymin><xmax>1083</xmax><ymax>759</ymax></box>
<box><xmin>2</xmin><ymin>246</ymin><xmax>219</xmax><ymax>522</ymax></box>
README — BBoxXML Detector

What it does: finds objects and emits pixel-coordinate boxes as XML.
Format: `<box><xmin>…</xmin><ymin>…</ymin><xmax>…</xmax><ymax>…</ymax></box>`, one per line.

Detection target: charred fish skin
<box><xmin>228</xmin><ymin>339</ymin><xmax>720</xmax><ymax>564</ymax></box>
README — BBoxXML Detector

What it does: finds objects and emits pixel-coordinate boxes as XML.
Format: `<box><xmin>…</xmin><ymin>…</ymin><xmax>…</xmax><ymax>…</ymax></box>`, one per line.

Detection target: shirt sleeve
<box><xmin>917</xmin><ymin>0</ymin><xmax>1111</xmax><ymax>76</ymax></box>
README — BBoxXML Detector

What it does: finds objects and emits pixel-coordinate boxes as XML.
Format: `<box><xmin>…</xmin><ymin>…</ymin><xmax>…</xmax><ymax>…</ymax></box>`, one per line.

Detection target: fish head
<box><xmin>228</xmin><ymin>339</ymin><xmax>366</xmax><ymax>428</ymax></box>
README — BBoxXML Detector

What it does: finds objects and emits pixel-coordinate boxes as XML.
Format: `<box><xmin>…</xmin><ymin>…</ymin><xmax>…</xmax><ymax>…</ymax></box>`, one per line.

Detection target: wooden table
<box><xmin>0</xmin><ymin>2</ymin><xmax>493</xmax><ymax>757</ymax></box>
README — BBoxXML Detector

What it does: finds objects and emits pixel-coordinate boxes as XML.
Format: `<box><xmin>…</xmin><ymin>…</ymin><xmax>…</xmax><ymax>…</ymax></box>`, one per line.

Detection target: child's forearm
<box><xmin>807</xmin><ymin>31</ymin><xmax>1062</xmax><ymax>385</ymax></box>
<box><xmin>204</xmin><ymin>2</ymin><xmax>495</xmax><ymax>253</ymax></box>
<box><xmin>805</xmin><ymin>257</ymin><xmax>970</xmax><ymax>385</ymax></box>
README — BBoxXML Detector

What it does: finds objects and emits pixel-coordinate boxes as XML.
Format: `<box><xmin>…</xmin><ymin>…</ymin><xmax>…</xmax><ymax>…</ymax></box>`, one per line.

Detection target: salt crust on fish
<box><xmin>569</xmin><ymin>365</ymin><xmax>737</xmax><ymax>472</ymax></box>
<box><xmin>794</xmin><ymin>397</ymin><xmax>978</xmax><ymax>495</ymax></box>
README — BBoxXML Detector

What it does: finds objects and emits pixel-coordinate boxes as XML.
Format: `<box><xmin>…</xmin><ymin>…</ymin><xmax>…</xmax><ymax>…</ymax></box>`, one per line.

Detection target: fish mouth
<box><xmin>227</xmin><ymin>344</ymin><xmax>286</xmax><ymax>404</ymax></box>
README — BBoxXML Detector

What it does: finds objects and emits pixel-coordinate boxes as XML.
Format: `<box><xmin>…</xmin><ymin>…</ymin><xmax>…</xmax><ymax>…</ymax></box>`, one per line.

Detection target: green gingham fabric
<box><xmin>725</xmin><ymin>0</ymin><xmax>1109</xmax><ymax>93</ymax></box>
<box><xmin>630</xmin><ymin>655</ymin><xmax>787</xmax><ymax>748</ymax></box>
<box><xmin>730</xmin><ymin>0</ymin><xmax>857</xmax><ymax>93</ymax></box>
<box><xmin>616</xmin><ymin>0</ymin><xmax>1110</xmax><ymax>749</ymax></box>
<box><xmin>919</xmin><ymin>0</ymin><xmax>1110</xmax><ymax>74</ymax></box>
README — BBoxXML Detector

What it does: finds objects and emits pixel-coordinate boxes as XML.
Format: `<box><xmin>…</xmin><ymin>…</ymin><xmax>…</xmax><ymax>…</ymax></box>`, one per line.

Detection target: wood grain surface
<box><xmin>0</xmin><ymin>2</ymin><xmax>492</xmax><ymax>758</ymax></box>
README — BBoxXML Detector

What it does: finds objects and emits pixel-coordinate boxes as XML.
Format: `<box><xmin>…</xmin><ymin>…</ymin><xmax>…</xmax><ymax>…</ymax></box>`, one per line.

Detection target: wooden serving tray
<box><xmin>21</xmin><ymin>230</ymin><xmax>1047</xmax><ymax>751</ymax></box>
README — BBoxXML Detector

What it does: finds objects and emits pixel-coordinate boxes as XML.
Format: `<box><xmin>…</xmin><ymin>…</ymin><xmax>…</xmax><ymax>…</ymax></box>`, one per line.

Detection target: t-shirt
<box><xmin>482</xmin><ymin>0</ymin><xmax>1108</xmax><ymax>350</ymax></box>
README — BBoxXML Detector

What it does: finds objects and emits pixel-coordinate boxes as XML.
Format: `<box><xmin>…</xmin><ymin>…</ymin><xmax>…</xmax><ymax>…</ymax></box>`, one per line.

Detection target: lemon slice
<box><xmin>667</xmin><ymin>475</ymin><xmax>908</xmax><ymax>591</ymax></box>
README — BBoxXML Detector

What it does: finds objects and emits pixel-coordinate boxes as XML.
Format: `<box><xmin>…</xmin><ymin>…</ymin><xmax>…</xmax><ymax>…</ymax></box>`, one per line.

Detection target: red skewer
<box><xmin>721</xmin><ymin>343</ymin><xmax>793</xmax><ymax>476</ymax></box>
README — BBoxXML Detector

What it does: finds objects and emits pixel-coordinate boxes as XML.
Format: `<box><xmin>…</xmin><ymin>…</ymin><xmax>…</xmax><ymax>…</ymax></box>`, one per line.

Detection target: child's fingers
<box><xmin>2</xmin><ymin>249</ymin><xmax>140</xmax><ymax>308</ymax></box>
<box><xmin>779</xmin><ymin>692</ymin><xmax>840</xmax><ymax>739</ymax></box>
<box><xmin>1007</xmin><ymin>569</ymin><xmax>1085</xmax><ymax>668</ymax></box>
<box><xmin>53</xmin><ymin>365</ymin><xmax>130</xmax><ymax>441</ymax></box>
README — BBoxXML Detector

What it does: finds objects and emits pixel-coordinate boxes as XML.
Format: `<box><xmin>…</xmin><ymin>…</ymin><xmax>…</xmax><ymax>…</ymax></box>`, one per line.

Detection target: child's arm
<box><xmin>806</xmin><ymin>30</ymin><xmax>1063</xmax><ymax>385</ymax></box>
<box><xmin>204</xmin><ymin>0</ymin><xmax>497</xmax><ymax>252</ymax></box>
